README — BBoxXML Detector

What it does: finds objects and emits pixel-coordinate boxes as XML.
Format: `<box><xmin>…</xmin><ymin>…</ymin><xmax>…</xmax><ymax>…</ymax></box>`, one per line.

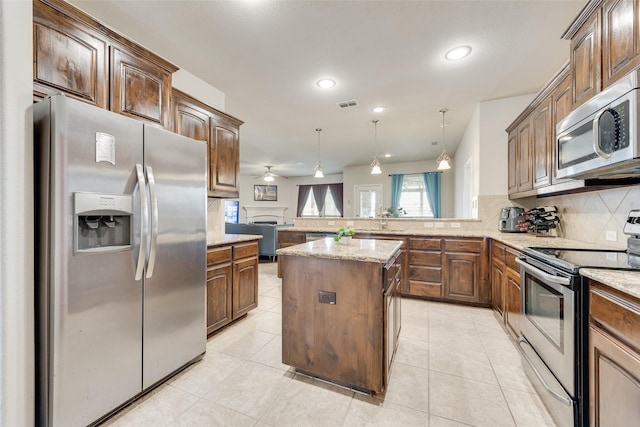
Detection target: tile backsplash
<box><xmin>541</xmin><ymin>184</ymin><xmax>640</xmax><ymax>249</ymax></box>
<box><xmin>207</xmin><ymin>198</ymin><xmax>225</xmax><ymax>237</ymax></box>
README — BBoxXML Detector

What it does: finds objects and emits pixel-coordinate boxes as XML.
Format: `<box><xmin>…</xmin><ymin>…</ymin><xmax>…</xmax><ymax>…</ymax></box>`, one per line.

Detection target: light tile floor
<box><xmin>101</xmin><ymin>262</ymin><xmax>557</xmax><ymax>427</ymax></box>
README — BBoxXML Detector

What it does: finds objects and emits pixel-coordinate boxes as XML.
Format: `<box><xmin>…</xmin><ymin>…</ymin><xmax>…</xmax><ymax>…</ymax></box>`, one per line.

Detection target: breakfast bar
<box><xmin>277</xmin><ymin>238</ymin><xmax>403</xmax><ymax>394</ymax></box>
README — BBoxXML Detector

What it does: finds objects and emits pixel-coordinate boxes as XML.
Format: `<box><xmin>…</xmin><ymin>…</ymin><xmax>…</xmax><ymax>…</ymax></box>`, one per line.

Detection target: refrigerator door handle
<box><xmin>135</xmin><ymin>164</ymin><xmax>148</xmax><ymax>281</ymax></box>
<box><xmin>145</xmin><ymin>166</ymin><xmax>158</xmax><ymax>278</ymax></box>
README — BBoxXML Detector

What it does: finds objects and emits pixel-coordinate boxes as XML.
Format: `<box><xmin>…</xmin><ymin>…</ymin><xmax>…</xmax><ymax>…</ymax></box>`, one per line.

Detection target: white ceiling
<box><xmin>69</xmin><ymin>0</ymin><xmax>587</xmax><ymax>178</ymax></box>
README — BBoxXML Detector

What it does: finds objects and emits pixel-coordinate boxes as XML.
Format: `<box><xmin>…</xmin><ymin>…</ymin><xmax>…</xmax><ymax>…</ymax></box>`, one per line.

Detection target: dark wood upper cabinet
<box><xmin>171</xmin><ymin>89</ymin><xmax>243</xmax><ymax>198</ymax></box>
<box><xmin>209</xmin><ymin>113</ymin><xmax>242</xmax><ymax>198</ymax></box>
<box><xmin>571</xmin><ymin>9</ymin><xmax>602</xmax><ymax>108</ymax></box>
<box><xmin>110</xmin><ymin>46</ymin><xmax>172</xmax><ymax>128</ymax></box>
<box><xmin>532</xmin><ymin>98</ymin><xmax>552</xmax><ymax>189</ymax></box>
<box><xmin>33</xmin><ymin>2</ymin><xmax>108</xmax><ymax>106</ymax></box>
<box><xmin>603</xmin><ymin>0</ymin><xmax>640</xmax><ymax>87</ymax></box>
<box><xmin>33</xmin><ymin>0</ymin><xmax>177</xmax><ymax>129</ymax></box>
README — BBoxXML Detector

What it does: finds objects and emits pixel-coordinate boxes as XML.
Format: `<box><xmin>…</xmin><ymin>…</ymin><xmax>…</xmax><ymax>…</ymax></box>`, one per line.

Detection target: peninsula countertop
<box><xmin>207</xmin><ymin>233</ymin><xmax>262</xmax><ymax>248</ymax></box>
<box><xmin>276</xmin><ymin>237</ymin><xmax>403</xmax><ymax>263</ymax></box>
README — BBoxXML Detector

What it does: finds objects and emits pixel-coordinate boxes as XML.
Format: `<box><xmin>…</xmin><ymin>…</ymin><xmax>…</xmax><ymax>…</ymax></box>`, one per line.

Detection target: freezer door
<box><xmin>34</xmin><ymin>95</ymin><xmax>144</xmax><ymax>426</ymax></box>
<box><xmin>142</xmin><ymin>124</ymin><xmax>207</xmax><ymax>389</ymax></box>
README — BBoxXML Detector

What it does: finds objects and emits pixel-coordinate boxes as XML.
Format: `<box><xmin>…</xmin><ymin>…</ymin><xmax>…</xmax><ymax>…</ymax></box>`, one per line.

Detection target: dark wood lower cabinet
<box><xmin>504</xmin><ymin>268</ymin><xmax>521</xmax><ymax>338</ymax></box>
<box><xmin>206</xmin><ymin>240</ymin><xmax>259</xmax><ymax>335</ymax></box>
<box><xmin>443</xmin><ymin>251</ymin><xmax>481</xmax><ymax>303</ymax></box>
<box><xmin>589</xmin><ymin>281</ymin><xmax>640</xmax><ymax>426</ymax></box>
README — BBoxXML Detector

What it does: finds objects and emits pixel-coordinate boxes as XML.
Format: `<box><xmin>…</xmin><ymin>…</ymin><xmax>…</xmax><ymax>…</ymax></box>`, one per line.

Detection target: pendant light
<box><xmin>314</xmin><ymin>128</ymin><xmax>324</xmax><ymax>178</ymax></box>
<box><xmin>370</xmin><ymin>119</ymin><xmax>382</xmax><ymax>174</ymax></box>
<box><xmin>436</xmin><ymin>109</ymin><xmax>451</xmax><ymax>170</ymax></box>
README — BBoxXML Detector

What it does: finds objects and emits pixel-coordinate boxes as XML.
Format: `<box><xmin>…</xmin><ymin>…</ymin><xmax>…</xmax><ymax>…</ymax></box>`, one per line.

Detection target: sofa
<box><xmin>224</xmin><ymin>222</ymin><xmax>293</xmax><ymax>260</ymax></box>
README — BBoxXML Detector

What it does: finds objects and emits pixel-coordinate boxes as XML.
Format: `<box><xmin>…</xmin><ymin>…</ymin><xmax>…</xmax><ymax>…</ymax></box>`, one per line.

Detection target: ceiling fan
<box><xmin>254</xmin><ymin>166</ymin><xmax>288</xmax><ymax>182</ymax></box>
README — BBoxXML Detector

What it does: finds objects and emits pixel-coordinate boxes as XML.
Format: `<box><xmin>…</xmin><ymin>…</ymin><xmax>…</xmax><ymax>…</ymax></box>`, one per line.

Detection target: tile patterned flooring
<box><xmin>101</xmin><ymin>262</ymin><xmax>557</xmax><ymax>427</ymax></box>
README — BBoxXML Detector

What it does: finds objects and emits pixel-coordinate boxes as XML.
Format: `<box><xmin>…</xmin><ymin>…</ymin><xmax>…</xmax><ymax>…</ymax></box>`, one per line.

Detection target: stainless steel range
<box><xmin>516</xmin><ymin>210</ymin><xmax>640</xmax><ymax>427</ymax></box>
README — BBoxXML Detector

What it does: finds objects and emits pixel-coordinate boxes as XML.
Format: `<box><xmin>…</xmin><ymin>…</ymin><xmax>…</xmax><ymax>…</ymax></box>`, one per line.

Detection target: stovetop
<box><xmin>523</xmin><ymin>247</ymin><xmax>640</xmax><ymax>274</ymax></box>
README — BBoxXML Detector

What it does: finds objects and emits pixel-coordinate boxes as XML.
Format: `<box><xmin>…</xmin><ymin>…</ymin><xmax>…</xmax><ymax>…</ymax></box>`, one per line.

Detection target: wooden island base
<box><xmin>279</xmin><ymin>238</ymin><xmax>402</xmax><ymax>394</ymax></box>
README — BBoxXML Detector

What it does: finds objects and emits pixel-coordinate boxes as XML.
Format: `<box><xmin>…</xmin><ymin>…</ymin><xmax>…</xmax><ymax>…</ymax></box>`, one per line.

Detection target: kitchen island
<box><xmin>277</xmin><ymin>238</ymin><xmax>403</xmax><ymax>394</ymax></box>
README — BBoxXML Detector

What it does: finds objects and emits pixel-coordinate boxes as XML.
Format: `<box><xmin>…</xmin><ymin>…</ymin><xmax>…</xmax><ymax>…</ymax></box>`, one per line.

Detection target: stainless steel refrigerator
<box><xmin>34</xmin><ymin>94</ymin><xmax>207</xmax><ymax>426</ymax></box>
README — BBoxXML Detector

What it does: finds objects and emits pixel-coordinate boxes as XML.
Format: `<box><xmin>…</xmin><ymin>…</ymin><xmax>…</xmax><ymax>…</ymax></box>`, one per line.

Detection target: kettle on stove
<box><xmin>499</xmin><ymin>207</ymin><xmax>526</xmax><ymax>233</ymax></box>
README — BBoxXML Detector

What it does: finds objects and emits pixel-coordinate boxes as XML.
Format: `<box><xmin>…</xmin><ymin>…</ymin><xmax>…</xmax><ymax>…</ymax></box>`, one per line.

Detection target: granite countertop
<box><xmin>207</xmin><ymin>233</ymin><xmax>262</xmax><ymax>247</ymax></box>
<box><xmin>276</xmin><ymin>237</ymin><xmax>403</xmax><ymax>263</ymax></box>
<box><xmin>580</xmin><ymin>268</ymin><xmax>640</xmax><ymax>300</ymax></box>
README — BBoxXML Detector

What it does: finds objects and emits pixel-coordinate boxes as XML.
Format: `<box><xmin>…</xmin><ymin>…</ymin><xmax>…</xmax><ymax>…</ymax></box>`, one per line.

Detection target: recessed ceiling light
<box><xmin>384</xmin><ymin>154</ymin><xmax>391</xmax><ymax>158</ymax></box>
<box><xmin>445</xmin><ymin>45</ymin><xmax>472</xmax><ymax>61</ymax></box>
<box><xmin>316</xmin><ymin>79</ymin><xmax>336</xmax><ymax>89</ymax></box>
<box><xmin>372</xmin><ymin>106</ymin><xmax>386</xmax><ymax>113</ymax></box>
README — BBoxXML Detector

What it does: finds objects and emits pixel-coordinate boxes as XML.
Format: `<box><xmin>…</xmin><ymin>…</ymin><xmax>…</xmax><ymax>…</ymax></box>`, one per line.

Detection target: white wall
<box><xmin>342</xmin><ymin>160</ymin><xmax>455</xmax><ymax>218</ymax></box>
<box><xmin>453</xmin><ymin>94</ymin><xmax>536</xmax><ymax>217</ymax></box>
<box><xmin>0</xmin><ymin>0</ymin><xmax>34</xmax><ymax>425</ymax></box>
<box><xmin>172</xmin><ymin>69</ymin><xmax>225</xmax><ymax>111</ymax></box>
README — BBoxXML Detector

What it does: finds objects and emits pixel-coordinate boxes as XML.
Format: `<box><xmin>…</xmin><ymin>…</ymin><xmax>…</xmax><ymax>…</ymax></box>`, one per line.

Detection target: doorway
<box><xmin>354</xmin><ymin>184</ymin><xmax>382</xmax><ymax>218</ymax></box>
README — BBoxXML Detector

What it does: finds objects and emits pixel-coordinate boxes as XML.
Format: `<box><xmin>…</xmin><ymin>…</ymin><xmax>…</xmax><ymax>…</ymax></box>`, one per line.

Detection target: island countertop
<box><xmin>276</xmin><ymin>237</ymin><xmax>403</xmax><ymax>263</ymax></box>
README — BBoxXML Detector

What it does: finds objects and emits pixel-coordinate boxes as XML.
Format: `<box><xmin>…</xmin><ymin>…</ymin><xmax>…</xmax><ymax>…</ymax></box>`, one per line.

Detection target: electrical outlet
<box><xmin>450</xmin><ymin>223</ymin><xmax>460</xmax><ymax>228</ymax></box>
<box><xmin>328</xmin><ymin>220</ymin><xmax>335</xmax><ymax>226</ymax></box>
<box><xmin>434</xmin><ymin>222</ymin><xmax>445</xmax><ymax>228</ymax></box>
<box><xmin>346</xmin><ymin>221</ymin><xmax>354</xmax><ymax>226</ymax></box>
<box><xmin>606</xmin><ymin>230</ymin><xmax>617</xmax><ymax>242</ymax></box>
<box><xmin>424</xmin><ymin>222</ymin><xmax>434</xmax><ymax>228</ymax></box>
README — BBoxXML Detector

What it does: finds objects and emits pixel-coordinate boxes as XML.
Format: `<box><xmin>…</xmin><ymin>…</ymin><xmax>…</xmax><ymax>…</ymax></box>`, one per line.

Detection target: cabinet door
<box><xmin>491</xmin><ymin>261</ymin><xmax>505</xmax><ymax>316</ymax></box>
<box><xmin>206</xmin><ymin>263</ymin><xmax>233</xmax><ymax>334</ymax></box>
<box><xmin>532</xmin><ymin>99</ymin><xmax>552</xmax><ymax>189</ymax></box>
<box><xmin>33</xmin><ymin>5</ymin><xmax>108</xmax><ymax>107</ymax></box>
<box><xmin>173</xmin><ymin>91</ymin><xmax>210</xmax><ymax>143</ymax></box>
<box><xmin>110</xmin><ymin>46</ymin><xmax>172</xmax><ymax>128</ymax></box>
<box><xmin>517</xmin><ymin>120</ymin><xmax>533</xmax><ymax>193</ymax></box>
<box><xmin>443</xmin><ymin>252</ymin><xmax>480</xmax><ymax>303</ymax></box>
<box><xmin>233</xmin><ymin>257</ymin><xmax>258</xmax><ymax>319</ymax></box>
<box><xmin>603</xmin><ymin>0</ymin><xmax>640</xmax><ymax>88</ymax></box>
<box><xmin>552</xmin><ymin>74</ymin><xmax>573</xmax><ymax>185</ymax></box>
<box><xmin>507</xmin><ymin>130</ymin><xmax>518</xmax><ymax>195</ymax></box>
<box><xmin>589</xmin><ymin>325</ymin><xmax>640</xmax><ymax>426</ymax></box>
<box><xmin>571</xmin><ymin>9</ymin><xmax>602</xmax><ymax>108</ymax></box>
<box><xmin>209</xmin><ymin>114</ymin><xmax>241</xmax><ymax>198</ymax></box>
<box><xmin>505</xmin><ymin>268</ymin><xmax>521</xmax><ymax>338</ymax></box>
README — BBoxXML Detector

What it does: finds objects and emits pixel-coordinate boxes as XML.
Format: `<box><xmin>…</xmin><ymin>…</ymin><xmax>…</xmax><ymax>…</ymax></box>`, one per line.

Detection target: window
<box><xmin>301</xmin><ymin>188</ymin><xmax>341</xmax><ymax>217</ymax></box>
<box><xmin>398</xmin><ymin>174</ymin><xmax>434</xmax><ymax>217</ymax></box>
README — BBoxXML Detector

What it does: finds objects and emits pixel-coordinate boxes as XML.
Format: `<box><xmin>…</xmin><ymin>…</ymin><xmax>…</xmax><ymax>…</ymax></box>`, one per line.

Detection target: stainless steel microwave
<box><xmin>556</xmin><ymin>68</ymin><xmax>640</xmax><ymax>179</ymax></box>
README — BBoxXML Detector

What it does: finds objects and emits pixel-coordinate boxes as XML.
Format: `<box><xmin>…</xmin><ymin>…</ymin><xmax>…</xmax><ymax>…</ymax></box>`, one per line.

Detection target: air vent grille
<box><xmin>336</xmin><ymin>99</ymin><xmax>359</xmax><ymax>109</ymax></box>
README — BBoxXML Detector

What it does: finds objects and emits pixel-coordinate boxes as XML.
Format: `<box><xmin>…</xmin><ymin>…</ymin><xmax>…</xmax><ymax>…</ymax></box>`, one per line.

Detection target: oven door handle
<box><xmin>516</xmin><ymin>337</ymin><xmax>573</xmax><ymax>407</ymax></box>
<box><xmin>515</xmin><ymin>258</ymin><xmax>571</xmax><ymax>286</ymax></box>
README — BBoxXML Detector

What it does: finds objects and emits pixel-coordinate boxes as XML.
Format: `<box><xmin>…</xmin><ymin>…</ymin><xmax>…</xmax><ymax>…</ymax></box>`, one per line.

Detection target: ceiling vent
<box><xmin>336</xmin><ymin>99</ymin><xmax>359</xmax><ymax>109</ymax></box>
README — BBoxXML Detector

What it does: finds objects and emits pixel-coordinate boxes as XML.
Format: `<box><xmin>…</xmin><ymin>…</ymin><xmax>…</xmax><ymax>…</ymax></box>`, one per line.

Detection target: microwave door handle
<box><xmin>515</xmin><ymin>258</ymin><xmax>571</xmax><ymax>286</ymax></box>
<box><xmin>516</xmin><ymin>337</ymin><xmax>573</xmax><ymax>407</ymax></box>
<box><xmin>135</xmin><ymin>164</ymin><xmax>148</xmax><ymax>281</ymax></box>
<box><xmin>592</xmin><ymin>108</ymin><xmax>612</xmax><ymax>159</ymax></box>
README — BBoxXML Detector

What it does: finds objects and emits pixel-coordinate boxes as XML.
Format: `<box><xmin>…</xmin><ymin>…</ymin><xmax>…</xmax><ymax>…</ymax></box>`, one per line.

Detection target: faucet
<box><xmin>380</xmin><ymin>215</ymin><xmax>388</xmax><ymax>230</ymax></box>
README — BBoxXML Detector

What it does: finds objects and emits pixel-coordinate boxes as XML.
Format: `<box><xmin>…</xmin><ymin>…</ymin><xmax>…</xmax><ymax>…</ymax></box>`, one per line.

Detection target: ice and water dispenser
<box><xmin>74</xmin><ymin>193</ymin><xmax>133</xmax><ymax>252</ymax></box>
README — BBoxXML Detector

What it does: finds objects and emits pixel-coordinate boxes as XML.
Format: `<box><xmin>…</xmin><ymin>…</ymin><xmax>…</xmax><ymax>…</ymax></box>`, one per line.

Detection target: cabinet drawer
<box><xmin>409</xmin><ymin>251</ymin><xmax>441</xmax><ymax>266</ymax></box>
<box><xmin>278</xmin><ymin>231</ymin><xmax>306</xmax><ymax>245</ymax></box>
<box><xmin>491</xmin><ymin>241</ymin><xmax>506</xmax><ymax>262</ymax></box>
<box><xmin>591</xmin><ymin>283</ymin><xmax>640</xmax><ymax>351</ymax></box>
<box><xmin>505</xmin><ymin>248</ymin><xmax>521</xmax><ymax>271</ymax></box>
<box><xmin>207</xmin><ymin>246</ymin><xmax>232</xmax><ymax>265</ymax></box>
<box><xmin>234</xmin><ymin>242</ymin><xmax>259</xmax><ymax>259</ymax></box>
<box><xmin>408</xmin><ymin>238</ymin><xmax>441</xmax><ymax>250</ymax></box>
<box><xmin>409</xmin><ymin>265</ymin><xmax>441</xmax><ymax>283</ymax></box>
<box><xmin>443</xmin><ymin>239</ymin><xmax>482</xmax><ymax>253</ymax></box>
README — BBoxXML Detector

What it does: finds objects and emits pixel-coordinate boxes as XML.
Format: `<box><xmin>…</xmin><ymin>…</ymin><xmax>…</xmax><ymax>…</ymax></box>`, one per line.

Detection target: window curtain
<box><xmin>422</xmin><ymin>172</ymin><xmax>441</xmax><ymax>218</ymax></box>
<box><xmin>296</xmin><ymin>185</ymin><xmax>312</xmax><ymax>217</ymax></box>
<box><xmin>311</xmin><ymin>184</ymin><xmax>328</xmax><ymax>215</ymax></box>
<box><xmin>328</xmin><ymin>183</ymin><xmax>344</xmax><ymax>217</ymax></box>
<box><xmin>390</xmin><ymin>174</ymin><xmax>404</xmax><ymax>209</ymax></box>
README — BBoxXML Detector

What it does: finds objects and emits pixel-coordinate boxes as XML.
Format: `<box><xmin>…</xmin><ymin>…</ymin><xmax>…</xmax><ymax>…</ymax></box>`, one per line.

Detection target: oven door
<box><xmin>517</xmin><ymin>258</ymin><xmax>575</xmax><ymax>396</ymax></box>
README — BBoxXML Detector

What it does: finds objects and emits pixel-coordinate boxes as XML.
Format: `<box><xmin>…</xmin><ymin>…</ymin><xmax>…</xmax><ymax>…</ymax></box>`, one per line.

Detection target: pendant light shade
<box><xmin>437</xmin><ymin>109</ymin><xmax>451</xmax><ymax>171</ymax></box>
<box><xmin>314</xmin><ymin>128</ymin><xmax>324</xmax><ymax>178</ymax></box>
<box><xmin>370</xmin><ymin>119</ymin><xmax>382</xmax><ymax>174</ymax></box>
